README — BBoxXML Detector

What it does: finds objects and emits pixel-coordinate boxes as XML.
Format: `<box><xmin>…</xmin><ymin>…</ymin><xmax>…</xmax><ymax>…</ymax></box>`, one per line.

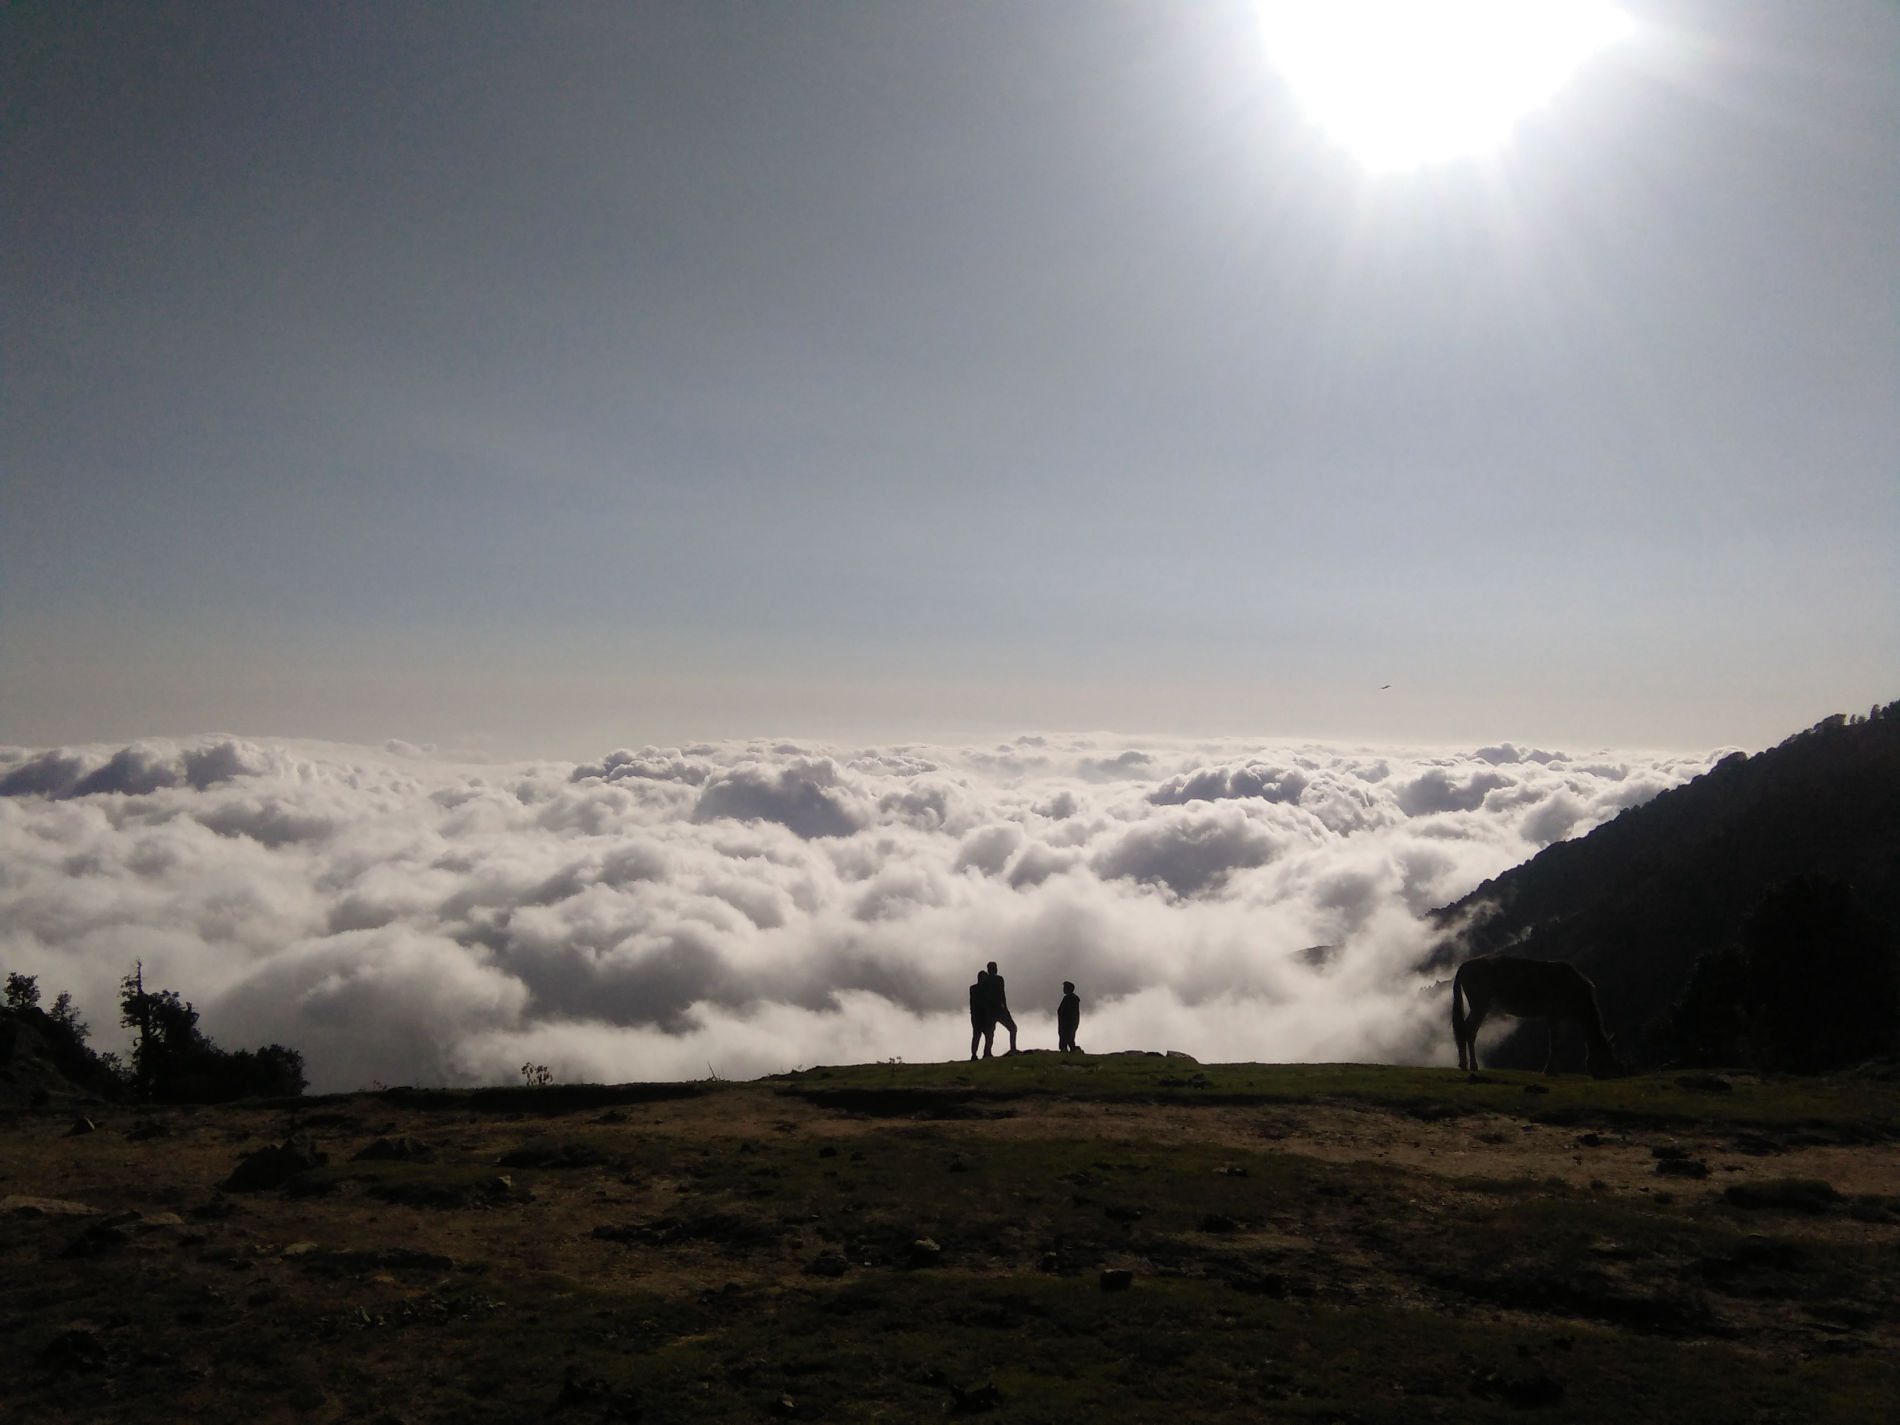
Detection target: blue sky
<box><xmin>4</xmin><ymin>1</ymin><xmax>1894</xmax><ymax>756</ymax></box>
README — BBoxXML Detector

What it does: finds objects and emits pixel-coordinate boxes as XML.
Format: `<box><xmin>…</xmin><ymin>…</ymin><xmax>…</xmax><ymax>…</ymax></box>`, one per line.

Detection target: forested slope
<box><xmin>1429</xmin><ymin>702</ymin><xmax>1900</xmax><ymax>1066</ymax></box>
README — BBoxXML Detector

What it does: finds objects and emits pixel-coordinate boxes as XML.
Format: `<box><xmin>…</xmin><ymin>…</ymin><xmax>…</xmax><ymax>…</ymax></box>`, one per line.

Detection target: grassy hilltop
<box><xmin>4</xmin><ymin>1055</ymin><xmax>1900</xmax><ymax>1423</ymax></box>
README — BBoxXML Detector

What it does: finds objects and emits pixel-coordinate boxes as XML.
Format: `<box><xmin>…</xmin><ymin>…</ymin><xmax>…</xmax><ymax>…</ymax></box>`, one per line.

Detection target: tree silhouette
<box><xmin>1669</xmin><ymin>876</ymin><xmax>1899</xmax><ymax>1071</ymax></box>
<box><xmin>119</xmin><ymin>962</ymin><xmax>306</xmax><ymax>1102</ymax></box>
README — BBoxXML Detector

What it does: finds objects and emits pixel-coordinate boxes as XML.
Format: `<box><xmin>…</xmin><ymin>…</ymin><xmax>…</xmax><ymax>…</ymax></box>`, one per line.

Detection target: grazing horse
<box><xmin>1451</xmin><ymin>954</ymin><xmax>1621</xmax><ymax>1078</ymax></box>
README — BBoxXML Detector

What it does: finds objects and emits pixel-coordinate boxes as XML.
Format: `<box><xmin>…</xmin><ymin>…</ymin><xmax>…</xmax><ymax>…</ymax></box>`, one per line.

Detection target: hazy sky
<box><xmin>5</xmin><ymin>0</ymin><xmax>1895</xmax><ymax>757</ymax></box>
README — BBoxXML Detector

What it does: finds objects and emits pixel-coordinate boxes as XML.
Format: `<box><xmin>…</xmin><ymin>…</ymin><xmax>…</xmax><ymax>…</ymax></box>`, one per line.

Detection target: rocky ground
<box><xmin>3</xmin><ymin>1055</ymin><xmax>1898</xmax><ymax>1423</ymax></box>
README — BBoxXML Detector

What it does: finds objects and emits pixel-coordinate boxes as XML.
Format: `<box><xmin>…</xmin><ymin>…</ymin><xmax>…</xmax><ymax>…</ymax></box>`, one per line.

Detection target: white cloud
<box><xmin>0</xmin><ymin>733</ymin><xmax>1721</xmax><ymax>1090</ymax></box>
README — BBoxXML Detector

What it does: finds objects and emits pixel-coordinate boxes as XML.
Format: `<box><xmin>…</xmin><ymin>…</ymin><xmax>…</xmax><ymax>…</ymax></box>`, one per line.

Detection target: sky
<box><xmin>4</xmin><ymin>0</ymin><xmax>1894</xmax><ymax>757</ymax></box>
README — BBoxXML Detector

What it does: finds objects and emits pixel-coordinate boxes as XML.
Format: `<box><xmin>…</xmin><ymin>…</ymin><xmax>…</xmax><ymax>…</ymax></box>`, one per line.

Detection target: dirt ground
<box><xmin>4</xmin><ymin>1061</ymin><xmax>1898</xmax><ymax>1423</ymax></box>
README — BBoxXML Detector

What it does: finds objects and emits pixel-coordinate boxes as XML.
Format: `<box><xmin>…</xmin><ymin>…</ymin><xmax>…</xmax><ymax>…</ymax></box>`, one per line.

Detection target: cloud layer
<box><xmin>0</xmin><ymin>733</ymin><xmax>1721</xmax><ymax>1091</ymax></box>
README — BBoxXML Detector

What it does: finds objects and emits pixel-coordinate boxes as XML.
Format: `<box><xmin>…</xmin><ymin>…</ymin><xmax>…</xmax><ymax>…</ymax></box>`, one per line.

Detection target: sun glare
<box><xmin>1258</xmin><ymin>1</ymin><xmax>1634</xmax><ymax>171</ymax></box>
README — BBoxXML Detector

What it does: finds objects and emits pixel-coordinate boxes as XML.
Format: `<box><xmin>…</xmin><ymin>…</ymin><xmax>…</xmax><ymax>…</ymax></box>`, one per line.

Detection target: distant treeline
<box><xmin>1</xmin><ymin>964</ymin><xmax>305</xmax><ymax>1104</ymax></box>
<box><xmin>1432</xmin><ymin>701</ymin><xmax>1900</xmax><ymax>1071</ymax></box>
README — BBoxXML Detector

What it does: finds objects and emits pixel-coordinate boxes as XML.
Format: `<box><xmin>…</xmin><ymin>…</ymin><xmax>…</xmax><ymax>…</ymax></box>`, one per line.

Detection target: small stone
<box><xmin>61</xmin><ymin>1221</ymin><xmax>130</xmax><ymax>1257</ymax></box>
<box><xmin>282</xmin><ymin>1241</ymin><xmax>320</xmax><ymax>1256</ymax></box>
<box><xmin>2</xmin><ymin>1195</ymin><xmax>101</xmax><ymax>1218</ymax></box>
<box><xmin>1099</xmin><ymin>1268</ymin><xmax>1133</xmax><ymax>1291</ymax></box>
<box><xmin>949</xmin><ymin>1381</ymin><xmax>1002</xmax><ymax>1412</ymax></box>
<box><xmin>908</xmin><ymin>1238</ymin><xmax>943</xmax><ymax>1268</ymax></box>
<box><xmin>224</xmin><ymin>1134</ymin><xmax>327</xmax><ymax>1193</ymax></box>
<box><xmin>67</xmin><ymin>1116</ymin><xmax>97</xmax><ymax>1136</ymax></box>
<box><xmin>1655</xmin><ymin>1158</ymin><xmax>1710</xmax><ymax>1180</ymax></box>
<box><xmin>39</xmin><ymin>1328</ymin><xmax>106</xmax><ymax>1374</ymax></box>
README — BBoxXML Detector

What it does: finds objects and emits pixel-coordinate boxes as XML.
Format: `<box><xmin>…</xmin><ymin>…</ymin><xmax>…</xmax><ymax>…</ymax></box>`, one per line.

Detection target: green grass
<box><xmin>779</xmin><ymin>1055</ymin><xmax>1900</xmax><ymax>1135</ymax></box>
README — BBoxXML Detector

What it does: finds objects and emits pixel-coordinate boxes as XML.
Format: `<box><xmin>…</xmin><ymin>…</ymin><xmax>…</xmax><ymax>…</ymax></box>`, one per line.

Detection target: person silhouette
<box><xmin>984</xmin><ymin>960</ymin><xmax>1018</xmax><ymax>1054</ymax></box>
<box><xmin>1057</xmin><ymin>980</ymin><xmax>1081</xmax><ymax>1053</ymax></box>
<box><xmin>969</xmin><ymin>969</ymin><xmax>995</xmax><ymax>1061</ymax></box>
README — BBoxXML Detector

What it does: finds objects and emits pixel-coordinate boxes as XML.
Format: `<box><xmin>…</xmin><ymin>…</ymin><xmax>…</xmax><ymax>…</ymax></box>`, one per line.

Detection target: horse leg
<box><xmin>1452</xmin><ymin>980</ymin><xmax>1469</xmax><ymax>1071</ymax></box>
<box><xmin>1544</xmin><ymin>1018</ymin><xmax>1561</xmax><ymax>1076</ymax></box>
<box><xmin>1461</xmin><ymin>1000</ymin><xmax>1489</xmax><ymax>1071</ymax></box>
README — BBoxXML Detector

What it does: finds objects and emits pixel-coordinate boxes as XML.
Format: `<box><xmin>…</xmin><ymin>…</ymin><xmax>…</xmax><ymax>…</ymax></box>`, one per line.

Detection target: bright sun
<box><xmin>1258</xmin><ymin>1</ymin><xmax>1634</xmax><ymax>171</ymax></box>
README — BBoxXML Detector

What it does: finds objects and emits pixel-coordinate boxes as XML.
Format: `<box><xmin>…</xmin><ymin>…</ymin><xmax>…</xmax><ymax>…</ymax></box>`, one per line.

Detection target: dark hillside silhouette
<box><xmin>1</xmin><ymin>974</ymin><xmax>128</xmax><ymax>1106</ymax></box>
<box><xmin>1428</xmin><ymin>703</ymin><xmax>1900</xmax><ymax>1068</ymax></box>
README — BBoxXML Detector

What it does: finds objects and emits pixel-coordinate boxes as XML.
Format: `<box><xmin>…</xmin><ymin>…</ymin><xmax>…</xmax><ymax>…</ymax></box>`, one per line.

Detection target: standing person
<box><xmin>1057</xmin><ymin>981</ymin><xmax>1082</xmax><ymax>1053</ymax></box>
<box><xmin>969</xmin><ymin>969</ymin><xmax>995</xmax><ymax>1061</ymax></box>
<box><xmin>984</xmin><ymin>960</ymin><xmax>1018</xmax><ymax>1055</ymax></box>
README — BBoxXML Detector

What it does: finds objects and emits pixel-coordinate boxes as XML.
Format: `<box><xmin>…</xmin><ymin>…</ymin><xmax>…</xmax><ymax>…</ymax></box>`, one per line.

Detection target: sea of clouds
<box><xmin>0</xmin><ymin>733</ymin><xmax>1724</xmax><ymax>1092</ymax></box>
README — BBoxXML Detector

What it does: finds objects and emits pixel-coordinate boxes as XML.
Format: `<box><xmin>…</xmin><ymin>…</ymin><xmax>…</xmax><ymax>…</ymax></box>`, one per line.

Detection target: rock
<box><xmin>66</xmin><ymin>1116</ymin><xmax>96</xmax><ymax>1135</ymax></box>
<box><xmin>224</xmin><ymin>1134</ymin><xmax>327</xmax><ymax>1192</ymax></box>
<box><xmin>1164</xmin><ymin>1050</ymin><xmax>1199</xmax><ymax>1062</ymax></box>
<box><xmin>949</xmin><ymin>1381</ymin><xmax>1002</xmax><ymax>1413</ymax></box>
<box><xmin>283</xmin><ymin>1240</ymin><xmax>320</xmax><ymax>1256</ymax></box>
<box><xmin>351</xmin><ymin>1136</ymin><xmax>435</xmax><ymax>1163</ymax></box>
<box><xmin>1723</xmin><ymin>1179</ymin><xmax>1842</xmax><ymax>1213</ymax></box>
<box><xmin>498</xmin><ymin>1143</ymin><xmax>608</xmax><ymax>1169</ymax></box>
<box><xmin>1675</xmin><ymin>1073</ymin><xmax>1734</xmax><ymax>1094</ymax></box>
<box><xmin>1655</xmin><ymin>1158</ymin><xmax>1710</xmax><ymax>1180</ymax></box>
<box><xmin>1099</xmin><ymin>1268</ymin><xmax>1133</xmax><ymax>1291</ymax></box>
<box><xmin>39</xmin><ymin>1327</ymin><xmax>107</xmax><ymax>1375</ymax></box>
<box><xmin>1470</xmin><ymin>1367</ymin><xmax>1564</xmax><ymax>1408</ymax></box>
<box><xmin>771</xmin><ymin>1395</ymin><xmax>798</xmax><ymax>1417</ymax></box>
<box><xmin>1040</xmin><ymin>1251</ymin><xmax>1060</xmax><ymax>1273</ymax></box>
<box><xmin>61</xmin><ymin>1220</ymin><xmax>131</xmax><ymax>1257</ymax></box>
<box><xmin>3</xmin><ymin>1194</ymin><xmax>101</xmax><ymax>1218</ymax></box>
<box><xmin>554</xmin><ymin>1365</ymin><xmax>640</xmax><ymax>1421</ymax></box>
<box><xmin>803</xmin><ymin>1252</ymin><xmax>848</xmax><ymax>1278</ymax></box>
<box><xmin>908</xmin><ymin>1238</ymin><xmax>943</xmax><ymax>1268</ymax></box>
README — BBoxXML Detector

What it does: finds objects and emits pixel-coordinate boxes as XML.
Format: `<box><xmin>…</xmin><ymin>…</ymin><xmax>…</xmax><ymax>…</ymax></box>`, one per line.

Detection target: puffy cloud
<box><xmin>692</xmin><ymin>759</ymin><xmax>867</xmax><ymax>838</ymax></box>
<box><xmin>0</xmin><ymin>738</ymin><xmax>265</xmax><ymax>799</ymax></box>
<box><xmin>1395</xmin><ymin>767</ymin><xmax>1515</xmax><ymax>815</ymax></box>
<box><xmin>1092</xmin><ymin>806</ymin><xmax>1281</xmax><ymax>897</ymax></box>
<box><xmin>1148</xmin><ymin>763</ymin><xmax>1309</xmax><ymax>807</ymax></box>
<box><xmin>0</xmin><ymin>732</ymin><xmax>1722</xmax><ymax>1091</ymax></box>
